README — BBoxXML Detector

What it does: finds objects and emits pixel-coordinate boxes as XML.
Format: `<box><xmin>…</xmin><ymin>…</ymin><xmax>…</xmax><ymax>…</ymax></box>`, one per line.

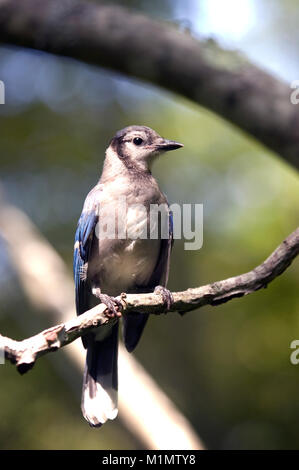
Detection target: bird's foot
<box><xmin>92</xmin><ymin>289</ymin><xmax>122</xmax><ymax>318</ymax></box>
<box><xmin>154</xmin><ymin>285</ymin><xmax>174</xmax><ymax>311</ymax></box>
<box><xmin>100</xmin><ymin>294</ymin><xmax>123</xmax><ymax>318</ymax></box>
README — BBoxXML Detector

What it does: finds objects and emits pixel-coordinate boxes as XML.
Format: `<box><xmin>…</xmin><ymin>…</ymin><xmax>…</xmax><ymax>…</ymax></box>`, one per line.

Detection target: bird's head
<box><xmin>104</xmin><ymin>125</ymin><xmax>183</xmax><ymax>177</ymax></box>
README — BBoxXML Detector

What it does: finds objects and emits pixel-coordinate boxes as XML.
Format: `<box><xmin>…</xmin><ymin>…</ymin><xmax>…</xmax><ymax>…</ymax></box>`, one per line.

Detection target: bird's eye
<box><xmin>133</xmin><ymin>137</ymin><xmax>143</xmax><ymax>146</ymax></box>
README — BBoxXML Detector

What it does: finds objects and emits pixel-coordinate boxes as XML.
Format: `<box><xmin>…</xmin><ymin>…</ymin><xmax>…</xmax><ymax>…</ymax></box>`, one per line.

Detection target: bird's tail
<box><xmin>81</xmin><ymin>323</ymin><xmax>119</xmax><ymax>427</ymax></box>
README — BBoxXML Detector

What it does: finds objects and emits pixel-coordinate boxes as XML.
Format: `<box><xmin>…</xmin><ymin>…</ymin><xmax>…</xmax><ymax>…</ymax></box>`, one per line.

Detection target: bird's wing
<box><xmin>148</xmin><ymin>209</ymin><xmax>174</xmax><ymax>288</ymax></box>
<box><xmin>75</xmin><ymin>192</ymin><xmax>119</xmax><ymax>424</ymax></box>
<box><xmin>73</xmin><ymin>209</ymin><xmax>98</xmax><ymax>317</ymax></box>
<box><xmin>123</xmin><ymin>210</ymin><xmax>174</xmax><ymax>352</ymax></box>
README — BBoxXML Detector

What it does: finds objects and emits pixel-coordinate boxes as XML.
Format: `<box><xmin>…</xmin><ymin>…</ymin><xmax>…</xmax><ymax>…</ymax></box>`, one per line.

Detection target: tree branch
<box><xmin>2</xmin><ymin>226</ymin><xmax>298</xmax><ymax>374</ymax></box>
<box><xmin>0</xmin><ymin>0</ymin><xmax>298</xmax><ymax>169</ymax></box>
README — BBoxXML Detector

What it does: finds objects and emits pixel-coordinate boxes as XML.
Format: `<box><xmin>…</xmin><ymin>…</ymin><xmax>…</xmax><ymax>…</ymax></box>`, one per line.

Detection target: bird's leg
<box><xmin>92</xmin><ymin>288</ymin><xmax>122</xmax><ymax>318</ymax></box>
<box><xmin>154</xmin><ymin>285</ymin><xmax>174</xmax><ymax>311</ymax></box>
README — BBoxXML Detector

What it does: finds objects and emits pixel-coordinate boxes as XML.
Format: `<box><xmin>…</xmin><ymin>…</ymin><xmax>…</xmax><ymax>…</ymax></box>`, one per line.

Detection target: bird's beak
<box><xmin>155</xmin><ymin>139</ymin><xmax>184</xmax><ymax>152</ymax></box>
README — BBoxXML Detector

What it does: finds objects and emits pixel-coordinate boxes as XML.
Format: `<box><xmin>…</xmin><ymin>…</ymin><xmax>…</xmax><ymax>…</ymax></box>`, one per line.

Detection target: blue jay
<box><xmin>73</xmin><ymin>126</ymin><xmax>183</xmax><ymax>426</ymax></box>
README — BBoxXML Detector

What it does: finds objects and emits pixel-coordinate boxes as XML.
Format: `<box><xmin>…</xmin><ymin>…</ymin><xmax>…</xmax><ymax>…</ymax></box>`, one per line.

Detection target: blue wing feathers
<box><xmin>73</xmin><ymin>210</ymin><xmax>98</xmax><ymax>316</ymax></box>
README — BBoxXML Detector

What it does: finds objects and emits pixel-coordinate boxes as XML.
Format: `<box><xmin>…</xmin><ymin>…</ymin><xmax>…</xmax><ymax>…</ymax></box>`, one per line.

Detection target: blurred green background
<box><xmin>0</xmin><ymin>0</ymin><xmax>299</xmax><ymax>450</ymax></box>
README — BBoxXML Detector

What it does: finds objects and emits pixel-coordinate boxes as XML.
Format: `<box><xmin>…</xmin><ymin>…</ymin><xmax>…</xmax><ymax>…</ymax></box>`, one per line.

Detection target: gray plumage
<box><xmin>74</xmin><ymin>125</ymin><xmax>183</xmax><ymax>426</ymax></box>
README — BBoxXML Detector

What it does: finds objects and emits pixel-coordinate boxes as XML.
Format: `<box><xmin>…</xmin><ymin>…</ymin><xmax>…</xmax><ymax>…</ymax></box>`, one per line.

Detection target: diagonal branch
<box><xmin>2</xmin><ymin>226</ymin><xmax>298</xmax><ymax>374</ymax></box>
<box><xmin>0</xmin><ymin>0</ymin><xmax>298</xmax><ymax>169</ymax></box>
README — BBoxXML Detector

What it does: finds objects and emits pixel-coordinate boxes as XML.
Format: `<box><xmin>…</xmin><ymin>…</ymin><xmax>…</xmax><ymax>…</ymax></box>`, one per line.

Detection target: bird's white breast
<box><xmin>87</xmin><ymin>180</ymin><xmax>164</xmax><ymax>296</ymax></box>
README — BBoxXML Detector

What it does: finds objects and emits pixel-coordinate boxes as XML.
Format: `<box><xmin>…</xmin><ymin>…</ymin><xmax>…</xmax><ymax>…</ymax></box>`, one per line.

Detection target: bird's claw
<box><xmin>154</xmin><ymin>286</ymin><xmax>174</xmax><ymax>311</ymax></box>
<box><xmin>98</xmin><ymin>294</ymin><xmax>122</xmax><ymax>318</ymax></box>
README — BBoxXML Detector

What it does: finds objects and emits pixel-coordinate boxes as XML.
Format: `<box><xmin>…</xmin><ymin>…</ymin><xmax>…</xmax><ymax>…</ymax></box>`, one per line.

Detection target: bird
<box><xmin>73</xmin><ymin>125</ymin><xmax>183</xmax><ymax>427</ymax></box>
